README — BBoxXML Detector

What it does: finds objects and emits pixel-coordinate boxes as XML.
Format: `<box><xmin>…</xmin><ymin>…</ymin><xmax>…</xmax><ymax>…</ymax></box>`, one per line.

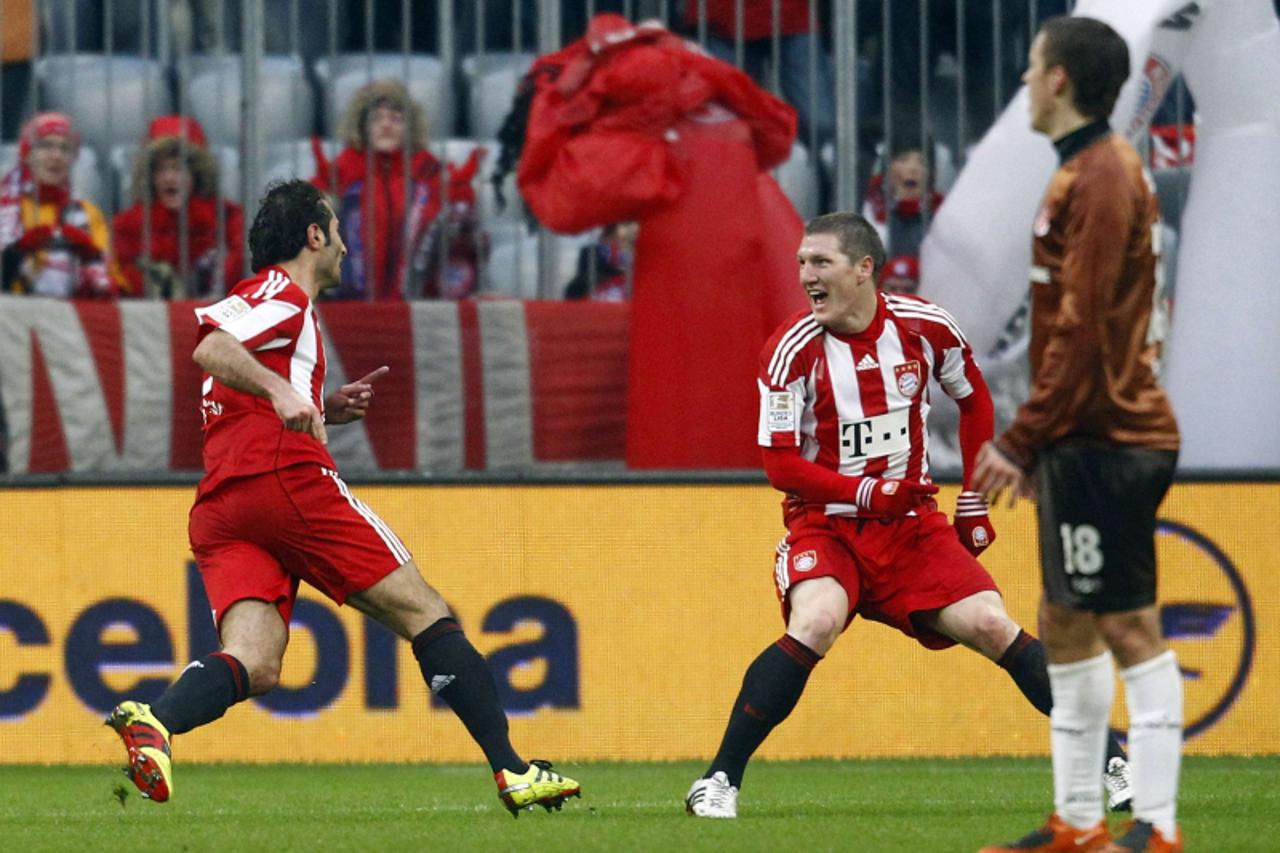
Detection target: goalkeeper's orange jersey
<box><xmin>998</xmin><ymin>122</ymin><xmax>1180</xmax><ymax>467</ymax></box>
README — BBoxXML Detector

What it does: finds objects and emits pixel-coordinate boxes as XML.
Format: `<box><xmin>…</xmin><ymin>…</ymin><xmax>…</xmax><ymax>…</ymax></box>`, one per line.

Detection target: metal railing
<box><xmin>1</xmin><ymin>0</ymin><xmax>1194</xmax><ymax>300</ymax></box>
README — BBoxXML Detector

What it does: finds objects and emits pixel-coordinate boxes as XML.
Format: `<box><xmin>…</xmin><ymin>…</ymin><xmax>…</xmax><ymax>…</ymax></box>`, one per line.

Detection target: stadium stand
<box><xmin>774</xmin><ymin>142</ymin><xmax>820</xmax><ymax>220</ymax></box>
<box><xmin>34</xmin><ymin>54</ymin><xmax>169</xmax><ymax>153</ymax></box>
<box><xmin>187</xmin><ymin>54</ymin><xmax>315</xmax><ymax>148</ymax></box>
<box><xmin>313</xmin><ymin>53</ymin><xmax>453</xmax><ymax>141</ymax></box>
<box><xmin>460</xmin><ymin>52</ymin><xmax>536</xmax><ymax>139</ymax></box>
<box><xmin>262</xmin><ymin>137</ymin><xmax>338</xmax><ymax>187</ymax></box>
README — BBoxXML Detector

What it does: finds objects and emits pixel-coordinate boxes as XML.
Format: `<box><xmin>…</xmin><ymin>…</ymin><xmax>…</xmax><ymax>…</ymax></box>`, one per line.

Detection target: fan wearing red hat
<box><xmin>878</xmin><ymin>254</ymin><xmax>920</xmax><ymax>295</ymax></box>
<box><xmin>0</xmin><ymin>112</ymin><xmax>116</xmax><ymax>297</ymax></box>
<box><xmin>111</xmin><ymin>115</ymin><xmax>245</xmax><ymax>298</ymax></box>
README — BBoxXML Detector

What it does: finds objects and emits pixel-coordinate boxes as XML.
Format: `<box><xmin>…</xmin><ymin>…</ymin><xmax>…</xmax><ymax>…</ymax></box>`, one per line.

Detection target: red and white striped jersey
<box><xmin>758</xmin><ymin>292</ymin><xmax>982</xmax><ymax>516</ymax></box>
<box><xmin>193</xmin><ymin>265</ymin><xmax>335</xmax><ymax>498</ymax></box>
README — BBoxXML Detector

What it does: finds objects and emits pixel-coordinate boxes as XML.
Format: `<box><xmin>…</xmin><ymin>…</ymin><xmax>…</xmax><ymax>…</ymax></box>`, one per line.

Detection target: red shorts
<box><xmin>188</xmin><ymin>464</ymin><xmax>411</xmax><ymax>630</ymax></box>
<box><xmin>773</xmin><ymin>507</ymin><xmax>999</xmax><ymax>649</ymax></box>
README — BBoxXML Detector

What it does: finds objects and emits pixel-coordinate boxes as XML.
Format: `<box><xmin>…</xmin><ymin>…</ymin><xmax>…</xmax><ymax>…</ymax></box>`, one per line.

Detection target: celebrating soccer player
<box><xmin>685</xmin><ymin>211</ymin><xmax>1131</xmax><ymax>819</ymax></box>
<box><xmin>106</xmin><ymin>180</ymin><xmax>580</xmax><ymax>817</ymax></box>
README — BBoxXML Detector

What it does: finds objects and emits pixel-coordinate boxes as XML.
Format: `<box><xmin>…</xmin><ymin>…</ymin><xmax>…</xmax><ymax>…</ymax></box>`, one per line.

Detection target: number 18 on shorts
<box><xmin>1037</xmin><ymin>443</ymin><xmax>1177</xmax><ymax>614</ymax></box>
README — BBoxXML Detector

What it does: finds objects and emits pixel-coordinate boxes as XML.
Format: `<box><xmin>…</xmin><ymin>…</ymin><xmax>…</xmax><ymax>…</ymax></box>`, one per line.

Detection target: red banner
<box><xmin>0</xmin><ymin>297</ymin><xmax>629</xmax><ymax>474</ymax></box>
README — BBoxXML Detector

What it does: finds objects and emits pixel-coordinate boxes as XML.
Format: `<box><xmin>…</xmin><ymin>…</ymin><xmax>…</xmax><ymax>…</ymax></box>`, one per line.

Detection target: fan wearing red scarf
<box><xmin>0</xmin><ymin>112</ymin><xmax>115</xmax><ymax>297</ymax></box>
<box><xmin>862</xmin><ymin>142</ymin><xmax>944</xmax><ymax>260</ymax></box>
<box><xmin>112</xmin><ymin>116</ymin><xmax>245</xmax><ymax>298</ymax></box>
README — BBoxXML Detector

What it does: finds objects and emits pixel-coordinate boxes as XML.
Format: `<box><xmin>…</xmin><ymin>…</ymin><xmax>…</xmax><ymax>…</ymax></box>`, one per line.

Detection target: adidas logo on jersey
<box><xmin>430</xmin><ymin>674</ymin><xmax>456</xmax><ymax>694</ymax></box>
<box><xmin>855</xmin><ymin>354</ymin><xmax>880</xmax><ymax>371</ymax></box>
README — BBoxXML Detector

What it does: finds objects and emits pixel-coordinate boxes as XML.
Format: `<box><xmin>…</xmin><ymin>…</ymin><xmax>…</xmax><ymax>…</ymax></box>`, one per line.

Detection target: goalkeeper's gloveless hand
<box><xmin>855</xmin><ymin>477</ymin><xmax>939</xmax><ymax>517</ymax></box>
<box><xmin>954</xmin><ymin>490</ymin><xmax>996</xmax><ymax>556</ymax></box>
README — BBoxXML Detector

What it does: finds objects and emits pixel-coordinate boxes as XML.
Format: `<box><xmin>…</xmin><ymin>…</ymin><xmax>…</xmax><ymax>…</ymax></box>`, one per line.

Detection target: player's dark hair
<box><xmin>804</xmin><ymin>212</ymin><xmax>886</xmax><ymax>276</ymax></box>
<box><xmin>1039</xmin><ymin>16</ymin><xmax>1130</xmax><ymax>121</ymax></box>
<box><xmin>248</xmin><ymin>179</ymin><xmax>333</xmax><ymax>271</ymax></box>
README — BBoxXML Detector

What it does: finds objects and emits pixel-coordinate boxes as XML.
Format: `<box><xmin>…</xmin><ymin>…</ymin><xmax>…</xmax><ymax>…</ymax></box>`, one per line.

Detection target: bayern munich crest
<box><xmin>894</xmin><ymin>361</ymin><xmax>921</xmax><ymax>397</ymax></box>
<box><xmin>793</xmin><ymin>550</ymin><xmax>818</xmax><ymax>573</ymax></box>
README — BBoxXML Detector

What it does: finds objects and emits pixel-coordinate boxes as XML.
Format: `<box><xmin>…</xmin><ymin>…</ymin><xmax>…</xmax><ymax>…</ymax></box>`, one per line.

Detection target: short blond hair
<box><xmin>804</xmin><ymin>212</ymin><xmax>886</xmax><ymax>275</ymax></box>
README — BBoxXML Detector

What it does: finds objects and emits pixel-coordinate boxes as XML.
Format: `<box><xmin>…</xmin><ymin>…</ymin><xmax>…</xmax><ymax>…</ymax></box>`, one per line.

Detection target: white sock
<box><xmin>1122</xmin><ymin>649</ymin><xmax>1183</xmax><ymax>838</ymax></box>
<box><xmin>1048</xmin><ymin>651</ymin><xmax>1114</xmax><ymax>830</ymax></box>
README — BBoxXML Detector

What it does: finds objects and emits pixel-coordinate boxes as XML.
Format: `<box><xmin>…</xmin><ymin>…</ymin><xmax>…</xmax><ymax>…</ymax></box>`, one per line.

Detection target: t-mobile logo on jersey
<box><xmin>839</xmin><ymin>409</ymin><xmax>911</xmax><ymax>462</ymax></box>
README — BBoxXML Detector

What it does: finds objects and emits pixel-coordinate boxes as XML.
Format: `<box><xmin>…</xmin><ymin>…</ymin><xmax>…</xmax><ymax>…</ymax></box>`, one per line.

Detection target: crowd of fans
<box><xmin>0</xmin><ymin>105</ymin><xmax>948</xmax><ymax>304</ymax></box>
<box><xmin>0</xmin><ymin>0</ymin><xmax>1204</xmax><ymax>304</ymax></box>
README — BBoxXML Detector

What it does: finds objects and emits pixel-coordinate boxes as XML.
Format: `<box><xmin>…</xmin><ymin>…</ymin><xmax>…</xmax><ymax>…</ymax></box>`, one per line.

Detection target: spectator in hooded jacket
<box><xmin>0</xmin><ymin>112</ymin><xmax>115</xmax><ymax>297</ymax></box>
<box><xmin>312</xmin><ymin>79</ymin><xmax>443</xmax><ymax>300</ymax></box>
<box><xmin>112</xmin><ymin>116</ymin><xmax>245</xmax><ymax>299</ymax></box>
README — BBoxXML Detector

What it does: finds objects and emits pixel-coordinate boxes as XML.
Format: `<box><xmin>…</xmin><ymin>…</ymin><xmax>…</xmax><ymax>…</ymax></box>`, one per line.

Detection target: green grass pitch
<box><xmin>1</xmin><ymin>757</ymin><xmax>1275</xmax><ymax>851</ymax></box>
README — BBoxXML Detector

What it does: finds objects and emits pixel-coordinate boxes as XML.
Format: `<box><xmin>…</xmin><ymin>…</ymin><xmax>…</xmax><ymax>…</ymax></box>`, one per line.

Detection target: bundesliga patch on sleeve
<box><xmin>767</xmin><ymin>392</ymin><xmax>796</xmax><ymax>432</ymax></box>
<box><xmin>203</xmin><ymin>295</ymin><xmax>252</xmax><ymax>326</ymax></box>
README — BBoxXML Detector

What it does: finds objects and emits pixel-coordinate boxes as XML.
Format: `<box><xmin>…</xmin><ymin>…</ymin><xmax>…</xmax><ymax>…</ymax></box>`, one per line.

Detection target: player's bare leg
<box><xmin>218</xmin><ymin>599</ymin><xmax>290</xmax><ymax>694</ymax></box>
<box><xmin>348</xmin><ymin>561</ymin><xmax>580</xmax><ymax>816</ymax></box>
<box><xmin>928</xmin><ymin>592</ymin><xmax>1132</xmax><ymax>811</ymax></box>
<box><xmin>688</xmin><ymin>578</ymin><xmax>842</xmax><ymax>817</ymax></box>
<box><xmin>106</xmin><ymin>599</ymin><xmax>281</xmax><ymax>802</ymax></box>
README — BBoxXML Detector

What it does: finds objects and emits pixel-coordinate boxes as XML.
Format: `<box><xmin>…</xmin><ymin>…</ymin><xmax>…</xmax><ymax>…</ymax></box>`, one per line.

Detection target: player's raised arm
<box><xmin>325</xmin><ymin>365</ymin><xmax>390</xmax><ymax>425</ymax></box>
<box><xmin>194</xmin><ymin>328</ymin><xmax>326</xmax><ymax>444</ymax></box>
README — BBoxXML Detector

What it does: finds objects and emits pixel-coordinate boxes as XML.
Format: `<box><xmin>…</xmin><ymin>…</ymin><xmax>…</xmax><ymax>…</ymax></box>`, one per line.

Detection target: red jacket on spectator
<box><xmin>112</xmin><ymin>116</ymin><xmax>244</xmax><ymax>298</ymax></box>
<box><xmin>315</xmin><ymin>146</ymin><xmax>443</xmax><ymax>301</ymax></box>
<box><xmin>113</xmin><ymin>196</ymin><xmax>244</xmax><ymax>297</ymax></box>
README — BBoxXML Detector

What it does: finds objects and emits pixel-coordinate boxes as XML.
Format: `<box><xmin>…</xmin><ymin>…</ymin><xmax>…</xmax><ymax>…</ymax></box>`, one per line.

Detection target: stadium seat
<box><xmin>774</xmin><ymin>142</ymin><xmax>819</xmax><ymax>219</ymax></box>
<box><xmin>187</xmin><ymin>54</ymin><xmax>316</xmax><ymax>147</ymax></box>
<box><xmin>35</xmin><ymin>54</ymin><xmax>171</xmax><ymax>152</ymax></box>
<box><xmin>431</xmin><ymin>137</ymin><xmax>522</xmax><ymax>225</ymax></box>
<box><xmin>109</xmin><ymin>142</ymin><xmax>242</xmax><ymax>206</ymax></box>
<box><xmin>460</xmin><ymin>52</ymin><xmax>536</xmax><ymax>140</ymax></box>
<box><xmin>485</xmin><ymin>231</ymin><xmax>539</xmax><ymax>299</ymax></box>
<box><xmin>485</xmin><ymin>227</ymin><xmax>593</xmax><ymax>300</ymax></box>
<box><xmin>314</xmin><ymin>54</ymin><xmax>453</xmax><ymax>142</ymax></box>
<box><xmin>262</xmin><ymin>138</ymin><xmax>338</xmax><ymax>188</ymax></box>
<box><xmin>0</xmin><ymin>141</ymin><xmax>107</xmax><ymax>212</ymax></box>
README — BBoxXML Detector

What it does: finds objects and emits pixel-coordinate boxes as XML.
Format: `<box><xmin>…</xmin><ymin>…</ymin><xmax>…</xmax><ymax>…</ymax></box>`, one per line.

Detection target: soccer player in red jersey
<box><xmin>685</xmin><ymin>211</ymin><xmax>1130</xmax><ymax>819</ymax></box>
<box><xmin>106</xmin><ymin>180</ymin><xmax>579</xmax><ymax>816</ymax></box>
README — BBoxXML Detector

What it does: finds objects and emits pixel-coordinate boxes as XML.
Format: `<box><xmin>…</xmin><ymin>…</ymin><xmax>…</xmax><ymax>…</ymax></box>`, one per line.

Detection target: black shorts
<box><xmin>1037</xmin><ymin>441</ymin><xmax>1178</xmax><ymax>613</ymax></box>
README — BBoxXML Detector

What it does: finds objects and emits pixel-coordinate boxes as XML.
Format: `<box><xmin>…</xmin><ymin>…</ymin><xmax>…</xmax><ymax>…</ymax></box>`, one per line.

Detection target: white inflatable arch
<box><xmin>920</xmin><ymin>0</ymin><xmax>1280</xmax><ymax>469</ymax></box>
